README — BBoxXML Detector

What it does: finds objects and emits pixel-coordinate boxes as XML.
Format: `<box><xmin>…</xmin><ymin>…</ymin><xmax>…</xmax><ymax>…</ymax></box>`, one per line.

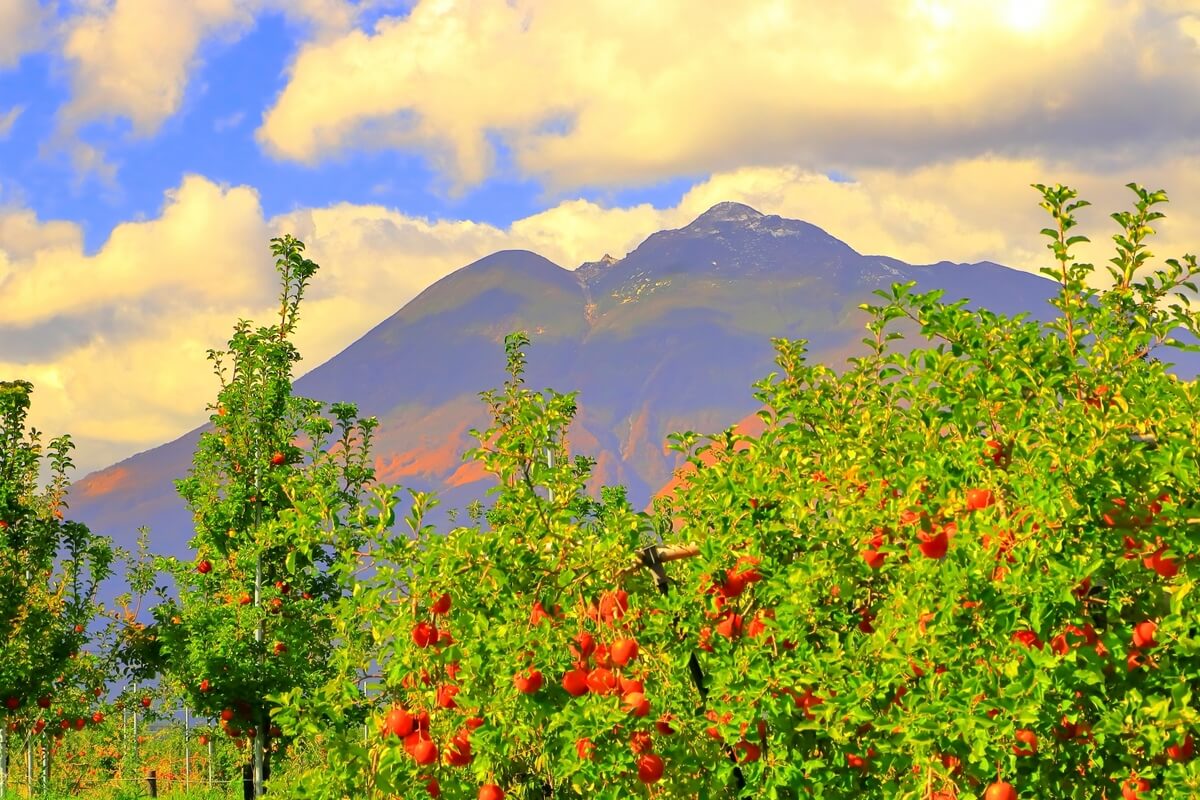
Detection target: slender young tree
<box><xmin>152</xmin><ymin>235</ymin><xmax>383</xmax><ymax>797</ymax></box>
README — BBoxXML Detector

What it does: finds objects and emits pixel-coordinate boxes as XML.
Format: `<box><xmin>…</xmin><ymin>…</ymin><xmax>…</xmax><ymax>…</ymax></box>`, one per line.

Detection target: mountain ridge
<box><xmin>67</xmin><ymin>202</ymin><xmax>1200</xmax><ymax>565</ymax></box>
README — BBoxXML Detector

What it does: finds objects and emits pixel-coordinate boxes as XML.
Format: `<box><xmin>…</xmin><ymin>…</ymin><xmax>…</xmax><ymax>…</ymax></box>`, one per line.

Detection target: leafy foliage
<box><xmin>0</xmin><ymin>379</ymin><xmax>114</xmax><ymax>785</ymax></box>
<box><xmin>275</xmin><ymin>183</ymin><xmax>1200</xmax><ymax>800</ymax></box>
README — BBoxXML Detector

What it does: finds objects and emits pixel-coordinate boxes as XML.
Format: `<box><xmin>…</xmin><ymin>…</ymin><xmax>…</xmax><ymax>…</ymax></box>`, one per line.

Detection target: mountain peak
<box><xmin>691</xmin><ymin>201</ymin><xmax>764</xmax><ymax>225</ymax></box>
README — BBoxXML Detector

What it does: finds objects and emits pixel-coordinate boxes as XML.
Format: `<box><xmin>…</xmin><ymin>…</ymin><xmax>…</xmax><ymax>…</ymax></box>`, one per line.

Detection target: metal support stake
<box><xmin>184</xmin><ymin>705</ymin><xmax>191</xmax><ymax>791</ymax></box>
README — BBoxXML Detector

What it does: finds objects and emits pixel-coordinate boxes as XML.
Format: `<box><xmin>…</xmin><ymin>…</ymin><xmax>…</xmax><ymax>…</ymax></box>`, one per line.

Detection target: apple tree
<box><xmin>0</xmin><ymin>379</ymin><xmax>115</xmax><ymax>795</ymax></box>
<box><xmin>637</xmin><ymin>181</ymin><xmax>1200</xmax><ymax>800</ymax></box>
<box><xmin>276</xmin><ymin>181</ymin><xmax>1199</xmax><ymax>800</ymax></box>
<box><xmin>148</xmin><ymin>235</ymin><xmax>388</xmax><ymax>797</ymax></box>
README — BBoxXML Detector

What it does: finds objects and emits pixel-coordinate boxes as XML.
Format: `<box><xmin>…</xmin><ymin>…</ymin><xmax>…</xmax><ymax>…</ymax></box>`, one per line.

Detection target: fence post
<box><xmin>146</xmin><ymin>768</ymin><xmax>158</xmax><ymax>798</ymax></box>
<box><xmin>39</xmin><ymin>738</ymin><xmax>48</xmax><ymax>796</ymax></box>
<box><xmin>184</xmin><ymin>706</ymin><xmax>191</xmax><ymax>791</ymax></box>
<box><xmin>24</xmin><ymin>733</ymin><xmax>32</xmax><ymax>799</ymax></box>
<box><xmin>1</xmin><ymin>722</ymin><xmax>8</xmax><ymax>798</ymax></box>
<box><xmin>132</xmin><ymin>683</ymin><xmax>140</xmax><ymax>765</ymax></box>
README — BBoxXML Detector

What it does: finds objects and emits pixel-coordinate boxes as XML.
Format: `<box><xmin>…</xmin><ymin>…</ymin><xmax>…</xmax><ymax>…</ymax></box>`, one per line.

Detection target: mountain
<box><xmin>67</xmin><ymin>203</ymin><xmax>1200</xmax><ymax>563</ymax></box>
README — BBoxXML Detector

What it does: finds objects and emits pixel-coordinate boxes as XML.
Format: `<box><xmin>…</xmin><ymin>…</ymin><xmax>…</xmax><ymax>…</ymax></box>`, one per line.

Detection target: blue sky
<box><xmin>0</xmin><ymin>5</ymin><xmax>706</xmax><ymax>258</ymax></box>
<box><xmin>3</xmin><ymin>0</ymin><xmax>1200</xmax><ymax>476</ymax></box>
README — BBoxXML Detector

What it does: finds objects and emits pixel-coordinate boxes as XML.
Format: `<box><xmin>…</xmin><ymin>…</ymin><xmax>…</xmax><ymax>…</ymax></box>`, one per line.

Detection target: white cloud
<box><xmin>0</xmin><ymin>106</ymin><xmax>22</xmax><ymax>138</ymax></box>
<box><xmin>213</xmin><ymin>111</ymin><xmax>246</xmax><ymax>133</ymax></box>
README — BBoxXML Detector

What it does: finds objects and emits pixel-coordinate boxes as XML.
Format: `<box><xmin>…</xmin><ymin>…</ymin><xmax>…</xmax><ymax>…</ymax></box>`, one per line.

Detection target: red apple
<box><xmin>732</xmin><ymin>555</ymin><xmax>762</xmax><ymax>583</ymax></box>
<box><xmin>918</xmin><ymin>528</ymin><xmax>949</xmax><ymax>559</ymax></box>
<box><xmin>436</xmin><ymin>685</ymin><xmax>459</xmax><ymax>710</ymax></box>
<box><xmin>1013</xmin><ymin>728</ymin><xmax>1037</xmax><ymax>756</ymax></box>
<box><xmin>412</xmin><ymin>622</ymin><xmax>437</xmax><ymax>648</ymax></box>
<box><xmin>1011</xmin><ymin>629</ymin><xmax>1044</xmax><ymax>650</ymax></box>
<box><xmin>592</xmin><ymin>644</ymin><xmax>613</xmax><ymax>669</ymax></box>
<box><xmin>629</xmin><ymin>730</ymin><xmax>653</xmax><ymax>754</ymax></box>
<box><xmin>382</xmin><ymin>706</ymin><xmax>413</xmax><ymax>738</ymax></box>
<box><xmin>734</xmin><ymin>739</ymin><xmax>761</xmax><ymax>763</ymax></box>
<box><xmin>431</xmin><ymin>593</ymin><xmax>451</xmax><ymax>615</ymax></box>
<box><xmin>444</xmin><ymin>732</ymin><xmax>472</xmax><ymax>766</ymax></box>
<box><xmin>598</xmin><ymin>590</ymin><xmax>628</xmax><ymax>622</ymax></box>
<box><xmin>636</xmin><ymin>753</ymin><xmax>664</xmax><ymax>784</ymax></box>
<box><xmin>984</xmin><ymin>439</ymin><xmax>1009</xmax><ymax>466</ymax></box>
<box><xmin>270</xmin><ymin>451</ymin><xmax>285</xmax><ymax>466</ymax></box>
<box><xmin>586</xmin><ymin>668</ymin><xmax>617</xmax><ymax>696</ymax></box>
<box><xmin>514</xmin><ymin>669</ymin><xmax>543</xmax><ymax>694</ymax></box>
<box><xmin>611</xmin><ymin>638</ymin><xmax>639</xmax><ymax>667</ymax></box>
<box><xmin>575</xmin><ymin>737</ymin><xmax>595</xmax><ymax>760</ymax></box>
<box><xmin>965</xmin><ymin>488</ymin><xmax>996</xmax><ymax>511</ymax></box>
<box><xmin>716</xmin><ymin>612</ymin><xmax>743</xmax><ymax>638</ymax></box>
<box><xmin>529</xmin><ymin>601</ymin><xmax>553</xmax><ymax>625</ymax></box>
<box><xmin>197</xmin><ymin>560</ymin><xmax>212</xmax><ymax>574</ymax></box>
<box><xmin>1132</xmin><ymin>621</ymin><xmax>1157</xmax><ymax>648</ymax></box>
<box><xmin>984</xmin><ymin>782</ymin><xmax>1017</xmax><ymax>800</ymax></box>
<box><xmin>622</xmin><ymin>692</ymin><xmax>650</xmax><ymax>717</ymax></box>
<box><xmin>479</xmin><ymin>784</ymin><xmax>504</xmax><ymax>800</ymax></box>
<box><xmin>571</xmin><ymin>631</ymin><xmax>596</xmax><ymax>661</ymax></box>
<box><xmin>1122</xmin><ymin>776</ymin><xmax>1150</xmax><ymax>799</ymax></box>
<box><xmin>411</xmin><ymin>737</ymin><xmax>437</xmax><ymax>766</ymax></box>
<box><xmin>562</xmin><ymin>669</ymin><xmax>589</xmax><ymax>697</ymax></box>
<box><xmin>1167</xmin><ymin>734</ymin><xmax>1195</xmax><ymax>762</ymax></box>
<box><xmin>720</xmin><ymin>570</ymin><xmax>747</xmax><ymax>598</ymax></box>
<box><xmin>860</xmin><ymin>548</ymin><xmax>886</xmax><ymax>569</ymax></box>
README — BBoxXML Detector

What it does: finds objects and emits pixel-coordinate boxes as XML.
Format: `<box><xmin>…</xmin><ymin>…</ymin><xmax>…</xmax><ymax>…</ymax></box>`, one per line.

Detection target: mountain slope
<box><xmin>68</xmin><ymin>203</ymin><xmax>1200</xmax><ymax>559</ymax></box>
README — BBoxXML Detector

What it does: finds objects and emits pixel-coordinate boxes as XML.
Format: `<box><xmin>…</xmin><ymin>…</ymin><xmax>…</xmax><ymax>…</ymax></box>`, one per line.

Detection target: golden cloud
<box><xmin>252</xmin><ymin>0</ymin><xmax>1200</xmax><ymax>195</ymax></box>
<box><xmin>0</xmin><ymin>0</ymin><xmax>50</xmax><ymax>68</ymax></box>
